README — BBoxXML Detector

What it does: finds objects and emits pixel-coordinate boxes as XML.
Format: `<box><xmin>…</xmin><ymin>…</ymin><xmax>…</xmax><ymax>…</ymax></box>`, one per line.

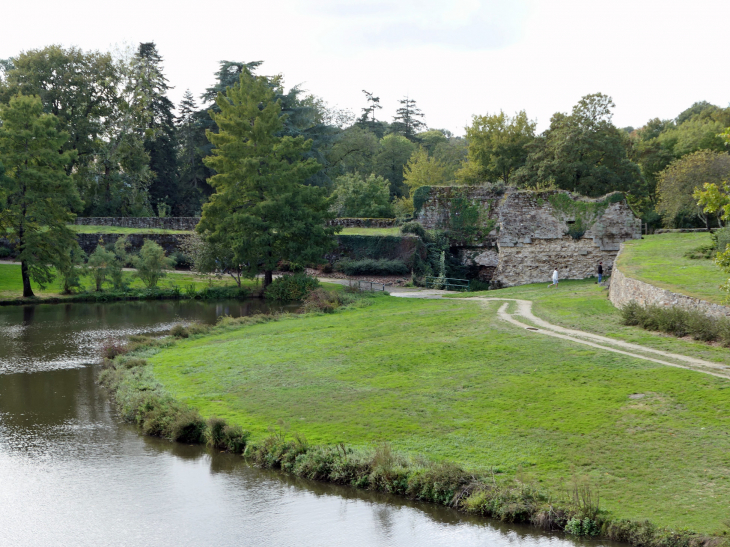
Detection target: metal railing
<box><xmin>422</xmin><ymin>276</ymin><xmax>470</xmax><ymax>291</ymax></box>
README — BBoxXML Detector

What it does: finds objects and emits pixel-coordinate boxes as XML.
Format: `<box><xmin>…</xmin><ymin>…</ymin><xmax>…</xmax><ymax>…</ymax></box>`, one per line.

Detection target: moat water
<box><xmin>0</xmin><ymin>299</ymin><xmax>619</xmax><ymax>546</ymax></box>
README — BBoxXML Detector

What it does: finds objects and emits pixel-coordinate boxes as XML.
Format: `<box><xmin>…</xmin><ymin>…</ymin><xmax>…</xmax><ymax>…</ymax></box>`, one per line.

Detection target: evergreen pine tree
<box><xmin>132</xmin><ymin>42</ymin><xmax>180</xmax><ymax>215</ymax></box>
<box><xmin>0</xmin><ymin>95</ymin><xmax>81</xmax><ymax>297</ymax></box>
<box><xmin>198</xmin><ymin>72</ymin><xmax>339</xmax><ymax>288</ymax></box>
<box><xmin>392</xmin><ymin>96</ymin><xmax>426</xmax><ymax>141</ymax></box>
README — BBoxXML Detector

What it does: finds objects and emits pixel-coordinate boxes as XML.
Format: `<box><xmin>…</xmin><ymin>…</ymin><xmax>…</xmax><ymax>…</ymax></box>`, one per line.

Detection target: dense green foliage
<box><xmin>197</xmin><ymin>71</ymin><xmax>338</xmax><ymax>287</ymax></box>
<box><xmin>331</xmin><ymin>173</ymin><xmax>393</xmax><ymax>218</ymax></box>
<box><xmin>0</xmin><ymin>95</ymin><xmax>81</xmax><ymax>296</ymax></box>
<box><xmin>264</xmin><ymin>273</ymin><xmax>319</xmax><ymax>301</ymax></box>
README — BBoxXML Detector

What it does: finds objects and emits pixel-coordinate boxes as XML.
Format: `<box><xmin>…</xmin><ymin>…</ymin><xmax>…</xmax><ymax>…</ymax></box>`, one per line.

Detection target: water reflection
<box><xmin>0</xmin><ymin>299</ymin><xmax>297</xmax><ymax>374</ymax></box>
<box><xmin>0</xmin><ymin>301</ymin><xmax>618</xmax><ymax>547</ymax></box>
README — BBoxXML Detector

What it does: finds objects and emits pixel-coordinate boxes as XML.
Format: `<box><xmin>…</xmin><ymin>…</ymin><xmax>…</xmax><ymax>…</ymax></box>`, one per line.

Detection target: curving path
<box><xmin>389</xmin><ymin>289</ymin><xmax>730</xmax><ymax>379</ymax></box>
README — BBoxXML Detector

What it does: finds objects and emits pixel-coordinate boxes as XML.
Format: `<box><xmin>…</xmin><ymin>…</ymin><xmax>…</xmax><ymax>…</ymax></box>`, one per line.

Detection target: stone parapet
<box><xmin>327</xmin><ymin>218</ymin><xmax>398</xmax><ymax>228</ymax></box>
<box><xmin>75</xmin><ymin>217</ymin><xmax>199</xmax><ymax>231</ymax></box>
<box><xmin>609</xmin><ymin>245</ymin><xmax>730</xmax><ymax>318</ymax></box>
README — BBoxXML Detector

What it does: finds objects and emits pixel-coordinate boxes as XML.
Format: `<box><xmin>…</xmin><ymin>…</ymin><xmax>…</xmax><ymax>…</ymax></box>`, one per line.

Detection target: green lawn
<box><xmin>617</xmin><ymin>233</ymin><xmax>727</xmax><ymax>305</ymax></box>
<box><xmin>149</xmin><ymin>285</ymin><xmax>730</xmax><ymax>533</ymax></box>
<box><xmin>338</xmin><ymin>227</ymin><xmax>402</xmax><ymax>236</ymax></box>
<box><xmin>70</xmin><ymin>225</ymin><xmax>192</xmax><ymax>235</ymax></box>
<box><xmin>0</xmin><ymin>263</ymin><xmax>246</xmax><ymax>301</ymax></box>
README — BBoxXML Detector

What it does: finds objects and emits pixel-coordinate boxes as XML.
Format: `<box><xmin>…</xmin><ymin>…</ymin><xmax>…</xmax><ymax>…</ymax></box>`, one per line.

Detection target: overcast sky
<box><xmin>1</xmin><ymin>0</ymin><xmax>728</xmax><ymax>134</ymax></box>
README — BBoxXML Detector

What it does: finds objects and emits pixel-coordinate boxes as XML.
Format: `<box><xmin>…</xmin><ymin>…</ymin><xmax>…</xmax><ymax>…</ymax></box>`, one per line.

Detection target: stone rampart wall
<box><xmin>494</xmin><ymin>238</ymin><xmax>615</xmax><ymax>287</ymax></box>
<box><xmin>415</xmin><ymin>186</ymin><xmax>641</xmax><ymax>287</ymax></box>
<box><xmin>609</xmin><ymin>245</ymin><xmax>730</xmax><ymax>318</ymax></box>
<box><xmin>75</xmin><ymin>217</ymin><xmax>199</xmax><ymax>231</ymax></box>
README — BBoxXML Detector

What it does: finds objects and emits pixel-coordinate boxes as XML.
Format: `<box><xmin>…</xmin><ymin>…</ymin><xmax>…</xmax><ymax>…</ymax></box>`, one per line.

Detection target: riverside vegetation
<box><xmin>98</xmin><ymin>281</ymin><xmax>730</xmax><ymax>544</ymax></box>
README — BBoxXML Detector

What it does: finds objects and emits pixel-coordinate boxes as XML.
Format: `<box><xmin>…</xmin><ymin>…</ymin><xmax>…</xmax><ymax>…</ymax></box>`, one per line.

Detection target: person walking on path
<box><xmin>597</xmin><ymin>261</ymin><xmax>603</xmax><ymax>284</ymax></box>
<box><xmin>548</xmin><ymin>267</ymin><xmax>559</xmax><ymax>288</ymax></box>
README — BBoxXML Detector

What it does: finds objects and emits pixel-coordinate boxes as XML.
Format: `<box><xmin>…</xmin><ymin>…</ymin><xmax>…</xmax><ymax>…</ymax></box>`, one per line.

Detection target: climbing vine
<box><xmin>547</xmin><ymin>192</ymin><xmax>624</xmax><ymax>240</ymax></box>
<box><xmin>449</xmin><ymin>192</ymin><xmax>496</xmax><ymax>242</ymax></box>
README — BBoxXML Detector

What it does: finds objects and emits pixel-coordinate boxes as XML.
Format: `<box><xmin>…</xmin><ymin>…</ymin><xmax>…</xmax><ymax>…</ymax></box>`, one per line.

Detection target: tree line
<box><xmin>1</xmin><ymin>42</ymin><xmax>729</xmax><ymax>294</ymax></box>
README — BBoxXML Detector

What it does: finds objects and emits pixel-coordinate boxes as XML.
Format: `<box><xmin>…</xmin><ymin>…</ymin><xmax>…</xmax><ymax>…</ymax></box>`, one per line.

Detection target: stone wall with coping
<box><xmin>327</xmin><ymin>218</ymin><xmax>398</xmax><ymax>228</ymax></box>
<box><xmin>609</xmin><ymin>245</ymin><xmax>730</xmax><ymax>318</ymax></box>
<box><xmin>76</xmin><ymin>233</ymin><xmax>189</xmax><ymax>256</ymax></box>
<box><xmin>75</xmin><ymin>217</ymin><xmax>199</xmax><ymax>231</ymax></box>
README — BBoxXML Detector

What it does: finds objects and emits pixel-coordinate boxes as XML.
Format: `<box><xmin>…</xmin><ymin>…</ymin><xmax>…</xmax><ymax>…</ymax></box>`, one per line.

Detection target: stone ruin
<box><xmin>415</xmin><ymin>186</ymin><xmax>642</xmax><ymax>287</ymax></box>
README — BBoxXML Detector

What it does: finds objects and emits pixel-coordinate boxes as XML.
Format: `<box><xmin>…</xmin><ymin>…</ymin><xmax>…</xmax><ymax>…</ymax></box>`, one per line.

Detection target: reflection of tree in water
<box><xmin>372</xmin><ymin>505</ymin><xmax>396</xmax><ymax>540</ymax></box>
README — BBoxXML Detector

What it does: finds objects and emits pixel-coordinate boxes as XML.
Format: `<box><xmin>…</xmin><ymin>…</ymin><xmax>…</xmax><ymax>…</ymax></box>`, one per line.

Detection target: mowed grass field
<box><xmin>149</xmin><ymin>283</ymin><xmax>730</xmax><ymax>533</ymax></box>
<box><xmin>617</xmin><ymin>233</ymin><xmax>727</xmax><ymax>305</ymax></box>
<box><xmin>0</xmin><ymin>263</ymin><xmax>247</xmax><ymax>301</ymax></box>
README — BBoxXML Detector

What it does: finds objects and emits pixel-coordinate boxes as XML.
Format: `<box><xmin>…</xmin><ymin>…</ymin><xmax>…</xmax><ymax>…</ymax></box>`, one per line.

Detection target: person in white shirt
<box><xmin>548</xmin><ymin>268</ymin><xmax>559</xmax><ymax>288</ymax></box>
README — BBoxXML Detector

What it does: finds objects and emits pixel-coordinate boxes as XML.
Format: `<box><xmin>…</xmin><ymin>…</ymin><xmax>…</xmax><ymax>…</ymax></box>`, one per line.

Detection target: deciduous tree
<box><xmin>513</xmin><ymin>93</ymin><xmax>643</xmax><ymax>197</ymax></box>
<box><xmin>657</xmin><ymin>150</ymin><xmax>730</xmax><ymax>228</ymax></box>
<box><xmin>457</xmin><ymin>110</ymin><xmax>535</xmax><ymax>184</ymax></box>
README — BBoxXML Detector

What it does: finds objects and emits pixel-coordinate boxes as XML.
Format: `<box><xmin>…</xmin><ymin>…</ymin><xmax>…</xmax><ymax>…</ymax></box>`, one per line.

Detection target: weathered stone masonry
<box><xmin>416</xmin><ymin>186</ymin><xmax>642</xmax><ymax>287</ymax></box>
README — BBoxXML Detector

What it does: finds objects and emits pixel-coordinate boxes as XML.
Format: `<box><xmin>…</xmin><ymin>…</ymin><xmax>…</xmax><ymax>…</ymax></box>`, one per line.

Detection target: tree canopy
<box><xmin>0</xmin><ymin>95</ymin><xmax>81</xmax><ymax>296</ymax></box>
<box><xmin>197</xmin><ymin>71</ymin><xmax>338</xmax><ymax>287</ymax></box>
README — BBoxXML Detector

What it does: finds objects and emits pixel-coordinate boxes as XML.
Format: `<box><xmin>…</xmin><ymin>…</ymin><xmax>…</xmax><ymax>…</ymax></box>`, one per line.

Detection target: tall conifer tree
<box><xmin>197</xmin><ymin>72</ymin><xmax>338</xmax><ymax>287</ymax></box>
<box><xmin>133</xmin><ymin>42</ymin><xmax>180</xmax><ymax>215</ymax></box>
<box><xmin>0</xmin><ymin>95</ymin><xmax>81</xmax><ymax>297</ymax></box>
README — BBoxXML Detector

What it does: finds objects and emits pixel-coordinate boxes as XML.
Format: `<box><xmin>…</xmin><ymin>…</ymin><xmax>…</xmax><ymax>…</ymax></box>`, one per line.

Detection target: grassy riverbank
<box><xmin>146</xmin><ymin>283</ymin><xmax>730</xmax><ymax>534</ymax></box>
<box><xmin>0</xmin><ymin>263</ymin><xmax>253</xmax><ymax>303</ymax></box>
<box><xmin>616</xmin><ymin>233</ymin><xmax>727</xmax><ymax>305</ymax></box>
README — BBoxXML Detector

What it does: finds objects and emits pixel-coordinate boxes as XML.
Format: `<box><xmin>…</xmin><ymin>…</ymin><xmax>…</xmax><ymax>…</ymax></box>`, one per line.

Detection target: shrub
<box><xmin>101</xmin><ymin>339</ymin><xmax>128</xmax><ymax>359</ymax></box>
<box><xmin>621</xmin><ymin>300</ymin><xmax>730</xmax><ymax>344</ymax></box>
<box><xmin>0</xmin><ymin>244</ymin><xmax>11</xmax><ymax>258</ymax></box>
<box><xmin>169</xmin><ymin>409</ymin><xmax>206</xmax><ymax>443</ymax></box>
<box><xmin>400</xmin><ymin>221</ymin><xmax>427</xmax><ymax>240</ymax></box>
<box><xmin>87</xmin><ymin>245</ymin><xmax>116</xmax><ymax>291</ymax></box>
<box><xmin>171</xmin><ymin>251</ymin><xmax>192</xmax><ymax>269</ymax></box>
<box><xmin>303</xmin><ymin>288</ymin><xmax>340</xmax><ymax>313</ymax></box>
<box><xmin>277</xmin><ymin>260</ymin><xmax>305</xmax><ymax>273</ymax></box>
<box><xmin>337</xmin><ymin>258</ymin><xmax>409</xmax><ymax>276</ymax></box>
<box><xmin>170</xmin><ymin>324</ymin><xmax>189</xmax><ymax>338</ymax></box>
<box><xmin>265</xmin><ymin>273</ymin><xmax>319</xmax><ymax>301</ymax></box>
<box><xmin>132</xmin><ymin>240</ymin><xmax>175</xmax><ymax>288</ymax></box>
<box><xmin>322</xmin><ymin>263</ymin><xmax>334</xmax><ymax>274</ymax></box>
<box><xmin>468</xmin><ymin>279</ymin><xmax>490</xmax><ymax>292</ymax></box>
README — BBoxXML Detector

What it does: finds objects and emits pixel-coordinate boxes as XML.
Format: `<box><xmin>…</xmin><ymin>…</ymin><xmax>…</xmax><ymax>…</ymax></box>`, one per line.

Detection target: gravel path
<box><xmin>392</xmin><ymin>289</ymin><xmax>730</xmax><ymax>379</ymax></box>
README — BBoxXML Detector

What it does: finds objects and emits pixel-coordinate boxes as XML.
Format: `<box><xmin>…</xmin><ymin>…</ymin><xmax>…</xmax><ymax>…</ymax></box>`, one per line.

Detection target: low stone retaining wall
<box><xmin>609</xmin><ymin>245</ymin><xmax>730</xmax><ymax>318</ymax></box>
<box><xmin>327</xmin><ymin>218</ymin><xmax>398</xmax><ymax>228</ymax></box>
<box><xmin>76</xmin><ymin>233</ymin><xmax>189</xmax><ymax>256</ymax></box>
<box><xmin>75</xmin><ymin>217</ymin><xmax>198</xmax><ymax>231</ymax></box>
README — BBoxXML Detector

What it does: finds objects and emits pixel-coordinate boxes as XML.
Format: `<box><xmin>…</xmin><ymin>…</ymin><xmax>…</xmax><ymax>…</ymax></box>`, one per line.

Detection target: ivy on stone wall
<box><xmin>412</xmin><ymin>186</ymin><xmax>432</xmax><ymax>215</ymax></box>
<box><xmin>449</xmin><ymin>191</ymin><xmax>497</xmax><ymax>242</ymax></box>
<box><xmin>548</xmin><ymin>192</ymin><xmax>624</xmax><ymax>240</ymax></box>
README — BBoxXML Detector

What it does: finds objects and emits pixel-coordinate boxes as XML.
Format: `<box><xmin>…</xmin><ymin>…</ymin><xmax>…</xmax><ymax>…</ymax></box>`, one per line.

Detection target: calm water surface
<box><xmin>0</xmin><ymin>300</ymin><xmax>617</xmax><ymax>546</ymax></box>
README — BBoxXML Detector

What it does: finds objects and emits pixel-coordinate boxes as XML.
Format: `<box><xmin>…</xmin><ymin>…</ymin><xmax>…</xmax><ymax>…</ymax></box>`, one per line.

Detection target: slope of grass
<box><xmin>149</xmin><ymin>290</ymin><xmax>730</xmax><ymax>533</ymax></box>
<box><xmin>617</xmin><ymin>233</ymin><xmax>727</xmax><ymax>305</ymax></box>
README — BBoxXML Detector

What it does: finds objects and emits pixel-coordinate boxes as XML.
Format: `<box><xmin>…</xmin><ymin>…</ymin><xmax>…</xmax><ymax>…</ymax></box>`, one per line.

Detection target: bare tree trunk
<box><xmin>21</xmin><ymin>261</ymin><xmax>34</xmax><ymax>298</ymax></box>
<box><xmin>264</xmin><ymin>270</ymin><xmax>273</xmax><ymax>288</ymax></box>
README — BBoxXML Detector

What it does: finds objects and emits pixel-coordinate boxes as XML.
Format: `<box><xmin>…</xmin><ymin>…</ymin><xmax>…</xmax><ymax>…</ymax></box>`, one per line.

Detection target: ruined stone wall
<box><xmin>75</xmin><ymin>217</ymin><xmax>199</xmax><ymax>231</ymax></box>
<box><xmin>415</xmin><ymin>186</ymin><xmax>642</xmax><ymax>287</ymax></box>
<box><xmin>609</xmin><ymin>247</ymin><xmax>730</xmax><ymax>318</ymax></box>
